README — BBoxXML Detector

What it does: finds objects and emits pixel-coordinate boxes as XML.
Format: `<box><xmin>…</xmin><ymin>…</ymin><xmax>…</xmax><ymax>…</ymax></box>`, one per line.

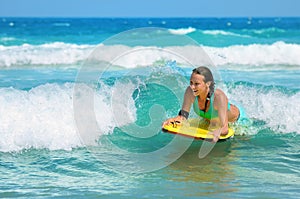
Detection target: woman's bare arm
<box><xmin>210</xmin><ymin>89</ymin><xmax>229</xmax><ymax>142</ymax></box>
<box><xmin>162</xmin><ymin>86</ymin><xmax>194</xmax><ymax>126</ymax></box>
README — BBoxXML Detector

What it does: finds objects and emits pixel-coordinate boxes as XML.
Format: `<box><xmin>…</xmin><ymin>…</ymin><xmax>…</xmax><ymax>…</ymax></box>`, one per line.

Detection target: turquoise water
<box><xmin>0</xmin><ymin>18</ymin><xmax>299</xmax><ymax>198</ymax></box>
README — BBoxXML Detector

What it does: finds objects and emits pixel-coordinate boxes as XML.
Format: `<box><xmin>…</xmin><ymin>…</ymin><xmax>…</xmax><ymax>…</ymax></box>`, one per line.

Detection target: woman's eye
<box><xmin>190</xmin><ymin>82</ymin><xmax>200</xmax><ymax>86</ymax></box>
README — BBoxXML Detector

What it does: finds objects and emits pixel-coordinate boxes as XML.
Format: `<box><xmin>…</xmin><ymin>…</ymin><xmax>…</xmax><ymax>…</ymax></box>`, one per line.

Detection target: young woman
<box><xmin>163</xmin><ymin>66</ymin><xmax>240</xmax><ymax>142</ymax></box>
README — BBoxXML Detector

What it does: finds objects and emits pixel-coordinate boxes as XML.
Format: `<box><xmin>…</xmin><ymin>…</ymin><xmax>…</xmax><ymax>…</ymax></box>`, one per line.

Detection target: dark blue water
<box><xmin>1</xmin><ymin>17</ymin><xmax>300</xmax><ymax>46</ymax></box>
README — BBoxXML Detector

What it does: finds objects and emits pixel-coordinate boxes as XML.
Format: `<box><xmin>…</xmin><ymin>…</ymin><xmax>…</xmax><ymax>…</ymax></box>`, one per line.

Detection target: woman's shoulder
<box><xmin>213</xmin><ymin>89</ymin><xmax>228</xmax><ymax>103</ymax></box>
<box><xmin>214</xmin><ymin>88</ymin><xmax>225</xmax><ymax>97</ymax></box>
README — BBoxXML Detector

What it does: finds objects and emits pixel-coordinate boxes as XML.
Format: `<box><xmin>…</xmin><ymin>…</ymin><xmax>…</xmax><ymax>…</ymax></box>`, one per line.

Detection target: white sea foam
<box><xmin>0</xmin><ymin>42</ymin><xmax>94</xmax><ymax>67</ymax></box>
<box><xmin>251</xmin><ymin>27</ymin><xmax>286</xmax><ymax>35</ymax></box>
<box><xmin>53</xmin><ymin>23</ymin><xmax>71</xmax><ymax>27</ymax></box>
<box><xmin>0</xmin><ymin>83</ymin><xmax>79</xmax><ymax>152</ymax></box>
<box><xmin>205</xmin><ymin>41</ymin><xmax>300</xmax><ymax>66</ymax></box>
<box><xmin>202</xmin><ymin>30</ymin><xmax>251</xmax><ymax>38</ymax></box>
<box><xmin>168</xmin><ymin>27</ymin><xmax>196</xmax><ymax>35</ymax></box>
<box><xmin>1</xmin><ymin>41</ymin><xmax>300</xmax><ymax>68</ymax></box>
<box><xmin>0</xmin><ymin>37</ymin><xmax>16</xmax><ymax>42</ymax></box>
<box><xmin>228</xmin><ymin>85</ymin><xmax>300</xmax><ymax>134</ymax></box>
<box><xmin>0</xmin><ymin>82</ymin><xmax>137</xmax><ymax>152</ymax></box>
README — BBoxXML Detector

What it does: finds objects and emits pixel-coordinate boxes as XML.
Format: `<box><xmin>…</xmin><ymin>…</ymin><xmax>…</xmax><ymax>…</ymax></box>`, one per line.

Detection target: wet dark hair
<box><xmin>192</xmin><ymin>66</ymin><xmax>215</xmax><ymax>98</ymax></box>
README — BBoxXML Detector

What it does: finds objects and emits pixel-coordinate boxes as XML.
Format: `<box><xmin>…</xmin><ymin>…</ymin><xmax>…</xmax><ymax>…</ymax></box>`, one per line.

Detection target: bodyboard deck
<box><xmin>162</xmin><ymin>118</ymin><xmax>234</xmax><ymax>141</ymax></box>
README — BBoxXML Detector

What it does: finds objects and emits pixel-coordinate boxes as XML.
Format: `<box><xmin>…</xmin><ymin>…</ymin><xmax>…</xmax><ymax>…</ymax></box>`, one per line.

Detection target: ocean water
<box><xmin>0</xmin><ymin>17</ymin><xmax>299</xmax><ymax>198</ymax></box>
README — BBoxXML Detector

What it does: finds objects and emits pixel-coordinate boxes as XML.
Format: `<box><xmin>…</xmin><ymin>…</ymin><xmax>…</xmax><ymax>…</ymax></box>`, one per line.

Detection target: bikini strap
<box><xmin>199</xmin><ymin>99</ymin><xmax>206</xmax><ymax>112</ymax></box>
<box><xmin>200</xmin><ymin>94</ymin><xmax>211</xmax><ymax>112</ymax></box>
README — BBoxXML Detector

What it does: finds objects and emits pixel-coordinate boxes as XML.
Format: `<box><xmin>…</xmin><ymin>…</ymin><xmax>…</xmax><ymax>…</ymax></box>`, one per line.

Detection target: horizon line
<box><xmin>1</xmin><ymin>16</ymin><xmax>300</xmax><ymax>19</ymax></box>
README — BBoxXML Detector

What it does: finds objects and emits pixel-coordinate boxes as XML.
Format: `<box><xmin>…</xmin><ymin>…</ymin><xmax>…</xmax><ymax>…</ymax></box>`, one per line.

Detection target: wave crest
<box><xmin>1</xmin><ymin>41</ymin><xmax>300</xmax><ymax>68</ymax></box>
<box><xmin>168</xmin><ymin>27</ymin><xmax>196</xmax><ymax>35</ymax></box>
<box><xmin>0</xmin><ymin>42</ymin><xmax>94</xmax><ymax>67</ymax></box>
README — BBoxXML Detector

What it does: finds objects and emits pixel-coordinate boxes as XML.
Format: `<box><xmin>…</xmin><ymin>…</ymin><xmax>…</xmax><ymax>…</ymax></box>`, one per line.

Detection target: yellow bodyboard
<box><xmin>162</xmin><ymin>118</ymin><xmax>234</xmax><ymax>141</ymax></box>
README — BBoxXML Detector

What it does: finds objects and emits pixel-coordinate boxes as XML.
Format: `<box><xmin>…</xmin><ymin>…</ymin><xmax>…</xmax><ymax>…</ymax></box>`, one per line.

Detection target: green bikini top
<box><xmin>193</xmin><ymin>93</ymin><xmax>230</xmax><ymax>119</ymax></box>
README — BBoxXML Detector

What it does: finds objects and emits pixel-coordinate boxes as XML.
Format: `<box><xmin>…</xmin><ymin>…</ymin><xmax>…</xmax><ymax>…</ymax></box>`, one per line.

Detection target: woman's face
<box><xmin>189</xmin><ymin>73</ymin><xmax>210</xmax><ymax>97</ymax></box>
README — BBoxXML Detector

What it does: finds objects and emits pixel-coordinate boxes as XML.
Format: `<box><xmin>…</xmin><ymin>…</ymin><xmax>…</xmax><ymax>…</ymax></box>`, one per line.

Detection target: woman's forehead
<box><xmin>190</xmin><ymin>73</ymin><xmax>205</xmax><ymax>81</ymax></box>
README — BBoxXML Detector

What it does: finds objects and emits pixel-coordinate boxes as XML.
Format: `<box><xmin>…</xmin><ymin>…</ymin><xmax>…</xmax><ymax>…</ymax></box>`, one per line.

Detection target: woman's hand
<box><xmin>209</xmin><ymin>129</ymin><xmax>221</xmax><ymax>142</ymax></box>
<box><xmin>162</xmin><ymin>115</ymin><xmax>185</xmax><ymax>127</ymax></box>
<box><xmin>209</xmin><ymin>127</ymin><xmax>228</xmax><ymax>142</ymax></box>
